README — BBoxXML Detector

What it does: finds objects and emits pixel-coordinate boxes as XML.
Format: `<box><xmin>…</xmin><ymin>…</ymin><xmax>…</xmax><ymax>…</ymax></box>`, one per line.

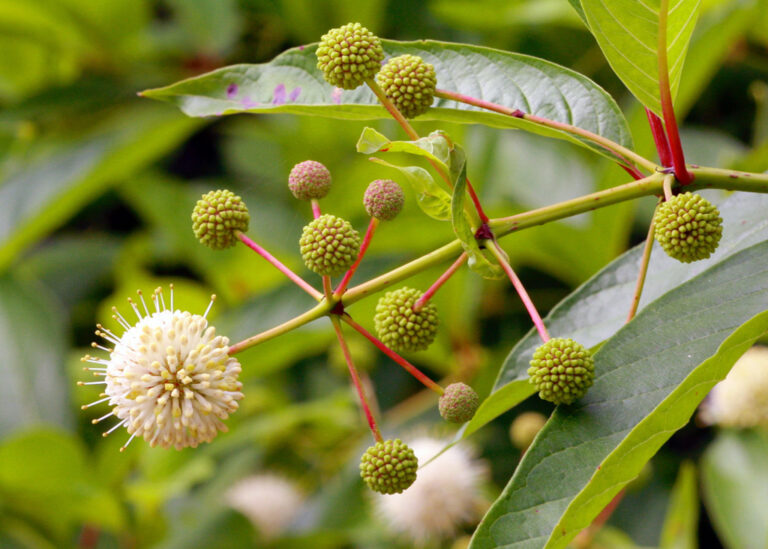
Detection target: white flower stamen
<box><xmin>80</xmin><ymin>286</ymin><xmax>243</xmax><ymax>451</ymax></box>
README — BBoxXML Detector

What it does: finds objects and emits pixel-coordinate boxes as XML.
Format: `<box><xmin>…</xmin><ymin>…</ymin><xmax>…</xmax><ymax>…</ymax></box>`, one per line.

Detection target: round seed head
<box><xmin>288</xmin><ymin>160</ymin><xmax>332</xmax><ymax>200</ymax></box>
<box><xmin>191</xmin><ymin>189</ymin><xmax>249</xmax><ymax>250</ymax></box>
<box><xmin>509</xmin><ymin>411</ymin><xmax>547</xmax><ymax>450</ymax></box>
<box><xmin>654</xmin><ymin>192</ymin><xmax>723</xmax><ymax>263</ymax></box>
<box><xmin>316</xmin><ymin>22</ymin><xmax>384</xmax><ymax>90</ymax></box>
<box><xmin>376</xmin><ymin>54</ymin><xmax>437</xmax><ymax>119</ymax></box>
<box><xmin>438</xmin><ymin>382</ymin><xmax>480</xmax><ymax>423</ymax></box>
<box><xmin>528</xmin><ymin>338</ymin><xmax>595</xmax><ymax>405</ymax></box>
<box><xmin>374</xmin><ymin>287</ymin><xmax>439</xmax><ymax>353</ymax></box>
<box><xmin>364</xmin><ymin>179</ymin><xmax>405</xmax><ymax>221</ymax></box>
<box><xmin>300</xmin><ymin>214</ymin><xmax>361</xmax><ymax>276</ymax></box>
<box><xmin>360</xmin><ymin>438</ymin><xmax>418</xmax><ymax>494</ymax></box>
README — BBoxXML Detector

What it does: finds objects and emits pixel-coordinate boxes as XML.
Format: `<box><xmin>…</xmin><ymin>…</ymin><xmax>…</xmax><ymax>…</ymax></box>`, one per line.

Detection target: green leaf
<box><xmin>0</xmin><ymin>104</ymin><xmax>201</xmax><ymax>273</ymax></box>
<box><xmin>659</xmin><ymin>462</ymin><xmax>698</xmax><ymax>549</ymax></box>
<box><xmin>580</xmin><ymin>0</ymin><xmax>701</xmax><ymax>116</ymax></box>
<box><xmin>567</xmin><ymin>0</ymin><xmax>589</xmax><ymax>24</ymax></box>
<box><xmin>141</xmin><ymin>40</ymin><xmax>633</xmax><ymax>157</ymax></box>
<box><xmin>0</xmin><ymin>274</ymin><xmax>70</xmax><ymax>437</ymax></box>
<box><xmin>470</xmin><ymin>239</ymin><xmax>768</xmax><ymax>549</ymax></box>
<box><xmin>356</xmin><ymin>127</ymin><xmax>452</xmax><ymax>171</ymax></box>
<box><xmin>450</xmin><ymin>147</ymin><xmax>503</xmax><ymax>279</ymax></box>
<box><xmin>368</xmin><ymin>158</ymin><xmax>452</xmax><ymax>221</ymax></box>
<box><xmin>701</xmin><ymin>429</ymin><xmax>768</xmax><ymax>549</ymax></box>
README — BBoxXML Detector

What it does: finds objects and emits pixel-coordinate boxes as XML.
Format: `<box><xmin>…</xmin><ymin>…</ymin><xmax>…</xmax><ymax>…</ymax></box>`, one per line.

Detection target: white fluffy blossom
<box><xmin>699</xmin><ymin>346</ymin><xmax>768</xmax><ymax>428</ymax></box>
<box><xmin>374</xmin><ymin>436</ymin><xmax>487</xmax><ymax>545</ymax></box>
<box><xmin>224</xmin><ymin>474</ymin><xmax>303</xmax><ymax>539</ymax></box>
<box><xmin>80</xmin><ymin>287</ymin><xmax>243</xmax><ymax>450</ymax></box>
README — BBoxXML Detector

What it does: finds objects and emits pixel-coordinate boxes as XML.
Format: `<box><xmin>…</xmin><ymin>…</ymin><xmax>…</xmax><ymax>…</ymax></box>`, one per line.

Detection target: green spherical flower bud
<box><xmin>654</xmin><ymin>192</ymin><xmax>723</xmax><ymax>263</ymax></box>
<box><xmin>376</xmin><ymin>54</ymin><xmax>437</xmax><ymax>119</ymax></box>
<box><xmin>528</xmin><ymin>338</ymin><xmax>595</xmax><ymax>405</ymax></box>
<box><xmin>191</xmin><ymin>189</ymin><xmax>249</xmax><ymax>250</ymax></box>
<box><xmin>374</xmin><ymin>287</ymin><xmax>438</xmax><ymax>353</ymax></box>
<box><xmin>316</xmin><ymin>22</ymin><xmax>384</xmax><ymax>90</ymax></box>
<box><xmin>438</xmin><ymin>382</ymin><xmax>480</xmax><ymax>423</ymax></box>
<box><xmin>300</xmin><ymin>214</ymin><xmax>361</xmax><ymax>276</ymax></box>
<box><xmin>363</xmin><ymin>179</ymin><xmax>405</xmax><ymax>221</ymax></box>
<box><xmin>288</xmin><ymin>160</ymin><xmax>332</xmax><ymax>201</ymax></box>
<box><xmin>360</xmin><ymin>438</ymin><xmax>418</xmax><ymax>494</ymax></box>
<box><xmin>509</xmin><ymin>411</ymin><xmax>547</xmax><ymax>450</ymax></box>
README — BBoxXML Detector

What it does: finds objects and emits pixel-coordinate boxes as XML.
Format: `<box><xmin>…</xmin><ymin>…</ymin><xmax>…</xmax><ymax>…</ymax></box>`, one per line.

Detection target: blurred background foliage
<box><xmin>1</xmin><ymin>0</ymin><xmax>768</xmax><ymax>547</ymax></box>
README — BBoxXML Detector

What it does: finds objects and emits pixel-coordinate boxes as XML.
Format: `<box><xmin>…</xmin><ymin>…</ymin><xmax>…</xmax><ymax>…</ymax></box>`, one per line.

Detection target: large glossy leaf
<box><xmin>0</xmin><ymin>104</ymin><xmax>200</xmax><ymax>273</ymax></box>
<box><xmin>580</xmin><ymin>0</ymin><xmax>701</xmax><ymax>116</ymax></box>
<box><xmin>470</xmin><ymin>239</ymin><xmax>768</xmax><ymax>548</ymax></box>
<box><xmin>141</xmin><ymin>40</ymin><xmax>633</xmax><ymax>156</ymax></box>
<box><xmin>701</xmin><ymin>429</ymin><xmax>768</xmax><ymax>549</ymax></box>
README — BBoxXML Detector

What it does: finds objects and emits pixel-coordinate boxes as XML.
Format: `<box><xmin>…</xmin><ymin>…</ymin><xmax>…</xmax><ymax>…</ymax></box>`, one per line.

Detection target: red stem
<box><xmin>414</xmin><ymin>252</ymin><xmax>467</xmax><ymax>311</ymax></box>
<box><xmin>330</xmin><ymin>316</ymin><xmax>383</xmax><ymax>442</ymax></box>
<box><xmin>236</xmin><ymin>231</ymin><xmax>322</xmax><ymax>300</ymax></box>
<box><xmin>657</xmin><ymin>0</ymin><xmax>693</xmax><ymax>184</ymax></box>
<box><xmin>487</xmin><ymin>241</ymin><xmax>550</xmax><ymax>342</ymax></box>
<box><xmin>342</xmin><ymin>314</ymin><xmax>445</xmax><ymax>395</ymax></box>
<box><xmin>434</xmin><ymin>88</ymin><xmax>651</xmax><ymax>174</ymax></box>
<box><xmin>311</xmin><ymin>199</ymin><xmax>322</xmax><ymax>219</ymax></box>
<box><xmin>645</xmin><ymin>108</ymin><xmax>673</xmax><ymax>167</ymax></box>
<box><xmin>621</xmin><ymin>164</ymin><xmax>646</xmax><ymax>181</ymax></box>
<box><xmin>466</xmin><ymin>178</ymin><xmax>489</xmax><ymax>223</ymax></box>
<box><xmin>335</xmin><ymin>218</ymin><xmax>378</xmax><ymax>296</ymax></box>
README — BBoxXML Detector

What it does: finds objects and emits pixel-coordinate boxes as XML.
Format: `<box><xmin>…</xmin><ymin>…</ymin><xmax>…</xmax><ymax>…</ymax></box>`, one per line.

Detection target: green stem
<box><xmin>491</xmin><ymin>173</ymin><xmax>666</xmax><ymax>235</ymax></box>
<box><xmin>228</xmin><ymin>301</ymin><xmax>331</xmax><ymax>354</ymax></box>
<box><xmin>434</xmin><ymin>88</ymin><xmax>657</xmax><ymax>173</ymax></box>
<box><xmin>344</xmin><ymin>240</ymin><xmax>464</xmax><ymax>305</ymax></box>
<box><xmin>229</xmin><ymin>167</ymin><xmax>768</xmax><ymax>351</ymax></box>
<box><xmin>626</xmin><ymin>200</ymin><xmax>660</xmax><ymax>322</ymax></box>
<box><xmin>688</xmin><ymin>166</ymin><xmax>768</xmax><ymax>190</ymax></box>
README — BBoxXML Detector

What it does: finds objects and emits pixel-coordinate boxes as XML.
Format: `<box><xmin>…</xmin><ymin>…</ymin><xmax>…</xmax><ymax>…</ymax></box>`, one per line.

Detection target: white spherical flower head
<box><xmin>224</xmin><ymin>474</ymin><xmax>303</xmax><ymax>539</ymax></box>
<box><xmin>80</xmin><ymin>287</ymin><xmax>243</xmax><ymax>451</ymax></box>
<box><xmin>699</xmin><ymin>346</ymin><xmax>768</xmax><ymax>428</ymax></box>
<box><xmin>374</xmin><ymin>436</ymin><xmax>487</xmax><ymax>545</ymax></box>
